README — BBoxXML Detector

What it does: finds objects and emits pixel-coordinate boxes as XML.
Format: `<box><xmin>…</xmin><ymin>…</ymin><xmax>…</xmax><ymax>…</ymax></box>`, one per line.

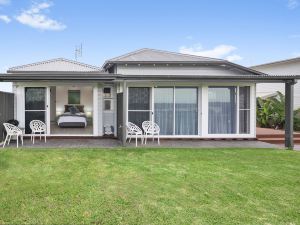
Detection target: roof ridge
<box><xmin>106</xmin><ymin>48</ymin><xmax>149</xmax><ymax>62</ymax></box>
<box><xmin>9</xmin><ymin>58</ymin><xmax>101</xmax><ymax>71</ymax></box>
<box><xmin>105</xmin><ymin>48</ymin><xmax>225</xmax><ymax>63</ymax></box>
<box><xmin>143</xmin><ymin>48</ymin><xmax>224</xmax><ymax>61</ymax></box>
<box><xmin>251</xmin><ymin>56</ymin><xmax>300</xmax><ymax>68</ymax></box>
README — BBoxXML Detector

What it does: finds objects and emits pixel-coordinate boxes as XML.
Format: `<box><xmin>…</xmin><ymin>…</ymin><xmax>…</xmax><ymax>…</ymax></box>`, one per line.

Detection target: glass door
<box><xmin>25</xmin><ymin>87</ymin><xmax>46</xmax><ymax>134</ymax></box>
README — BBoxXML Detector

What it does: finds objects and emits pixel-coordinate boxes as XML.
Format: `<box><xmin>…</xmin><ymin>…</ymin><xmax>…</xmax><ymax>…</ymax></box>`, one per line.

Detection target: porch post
<box><xmin>122</xmin><ymin>81</ymin><xmax>127</xmax><ymax>146</ymax></box>
<box><xmin>285</xmin><ymin>80</ymin><xmax>295</xmax><ymax>149</ymax></box>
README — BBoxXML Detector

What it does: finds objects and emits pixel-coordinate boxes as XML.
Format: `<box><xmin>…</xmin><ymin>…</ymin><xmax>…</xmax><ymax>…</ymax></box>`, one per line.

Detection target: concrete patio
<box><xmin>0</xmin><ymin>138</ymin><xmax>282</xmax><ymax>149</ymax></box>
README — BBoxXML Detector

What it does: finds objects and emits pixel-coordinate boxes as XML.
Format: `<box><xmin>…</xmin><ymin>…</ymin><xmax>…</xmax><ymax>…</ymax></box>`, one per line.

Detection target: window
<box><xmin>239</xmin><ymin>86</ymin><xmax>250</xmax><ymax>134</ymax></box>
<box><xmin>208</xmin><ymin>87</ymin><xmax>237</xmax><ymax>134</ymax></box>
<box><xmin>128</xmin><ymin>87</ymin><xmax>151</xmax><ymax>128</ymax></box>
<box><xmin>154</xmin><ymin>87</ymin><xmax>198</xmax><ymax>135</ymax></box>
<box><xmin>68</xmin><ymin>90</ymin><xmax>80</xmax><ymax>104</ymax></box>
<box><xmin>103</xmin><ymin>87</ymin><xmax>111</xmax><ymax>98</ymax></box>
<box><xmin>104</xmin><ymin>99</ymin><xmax>112</xmax><ymax>111</ymax></box>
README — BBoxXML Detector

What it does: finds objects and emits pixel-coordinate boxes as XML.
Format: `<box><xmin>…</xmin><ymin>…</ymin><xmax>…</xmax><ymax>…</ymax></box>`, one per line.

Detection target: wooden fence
<box><xmin>0</xmin><ymin>91</ymin><xmax>14</xmax><ymax>141</ymax></box>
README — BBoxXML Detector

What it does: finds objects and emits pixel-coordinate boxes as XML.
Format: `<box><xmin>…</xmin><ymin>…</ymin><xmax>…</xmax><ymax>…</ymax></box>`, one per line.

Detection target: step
<box><xmin>258</xmin><ymin>137</ymin><xmax>300</xmax><ymax>144</ymax></box>
<box><xmin>257</xmin><ymin>134</ymin><xmax>300</xmax><ymax>138</ymax></box>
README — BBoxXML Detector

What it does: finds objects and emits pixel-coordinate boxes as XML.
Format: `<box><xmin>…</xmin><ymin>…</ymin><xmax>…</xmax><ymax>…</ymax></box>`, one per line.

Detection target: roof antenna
<box><xmin>75</xmin><ymin>43</ymin><xmax>83</xmax><ymax>61</ymax></box>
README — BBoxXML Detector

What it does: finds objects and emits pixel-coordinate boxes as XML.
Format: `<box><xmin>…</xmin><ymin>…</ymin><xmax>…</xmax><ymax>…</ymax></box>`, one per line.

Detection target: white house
<box><xmin>251</xmin><ymin>57</ymin><xmax>300</xmax><ymax>108</ymax></box>
<box><xmin>0</xmin><ymin>48</ymin><xmax>298</xmax><ymax>147</ymax></box>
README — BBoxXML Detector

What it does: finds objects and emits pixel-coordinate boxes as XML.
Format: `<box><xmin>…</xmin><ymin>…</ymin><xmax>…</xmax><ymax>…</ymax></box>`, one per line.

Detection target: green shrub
<box><xmin>256</xmin><ymin>92</ymin><xmax>285</xmax><ymax>129</ymax></box>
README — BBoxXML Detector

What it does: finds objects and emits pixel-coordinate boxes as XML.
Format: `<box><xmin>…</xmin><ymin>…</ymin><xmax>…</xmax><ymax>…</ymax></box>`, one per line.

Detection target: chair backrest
<box><xmin>30</xmin><ymin>120</ymin><xmax>46</xmax><ymax>132</ymax></box>
<box><xmin>127</xmin><ymin>122</ymin><xmax>142</xmax><ymax>134</ymax></box>
<box><xmin>142</xmin><ymin>121</ymin><xmax>160</xmax><ymax>133</ymax></box>
<box><xmin>3</xmin><ymin>123</ymin><xmax>22</xmax><ymax>135</ymax></box>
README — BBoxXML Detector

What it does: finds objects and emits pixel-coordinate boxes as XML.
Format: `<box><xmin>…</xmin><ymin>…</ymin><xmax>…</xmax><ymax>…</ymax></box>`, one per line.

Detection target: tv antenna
<box><xmin>75</xmin><ymin>43</ymin><xmax>83</xmax><ymax>61</ymax></box>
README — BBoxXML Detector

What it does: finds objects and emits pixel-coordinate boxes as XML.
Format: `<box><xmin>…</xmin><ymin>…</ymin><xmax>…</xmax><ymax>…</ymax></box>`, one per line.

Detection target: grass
<box><xmin>0</xmin><ymin>148</ymin><xmax>299</xmax><ymax>225</ymax></box>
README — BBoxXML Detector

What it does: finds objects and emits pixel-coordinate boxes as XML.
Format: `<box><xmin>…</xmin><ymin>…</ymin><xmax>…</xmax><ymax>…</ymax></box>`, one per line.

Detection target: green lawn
<box><xmin>0</xmin><ymin>148</ymin><xmax>299</xmax><ymax>225</ymax></box>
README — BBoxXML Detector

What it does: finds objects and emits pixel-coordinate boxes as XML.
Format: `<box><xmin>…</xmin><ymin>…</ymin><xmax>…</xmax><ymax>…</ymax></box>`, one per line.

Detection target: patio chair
<box><xmin>2</xmin><ymin>123</ymin><xmax>24</xmax><ymax>148</ymax></box>
<box><xmin>142</xmin><ymin>121</ymin><xmax>160</xmax><ymax>145</ymax></box>
<box><xmin>30</xmin><ymin>120</ymin><xmax>47</xmax><ymax>144</ymax></box>
<box><xmin>126</xmin><ymin>122</ymin><xmax>144</xmax><ymax>147</ymax></box>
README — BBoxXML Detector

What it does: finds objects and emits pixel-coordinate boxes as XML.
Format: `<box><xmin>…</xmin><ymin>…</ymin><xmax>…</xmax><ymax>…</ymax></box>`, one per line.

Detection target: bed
<box><xmin>57</xmin><ymin>105</ymin><xmax>87</xmax><ymax>128</ymax></box>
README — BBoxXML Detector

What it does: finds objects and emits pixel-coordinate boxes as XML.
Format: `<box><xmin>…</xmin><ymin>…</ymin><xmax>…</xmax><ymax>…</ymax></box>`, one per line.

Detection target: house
<box><xmin>251</xmin><ymin>57</ymin><xmax>300</xmax><ymax>108</ymax></box>
<box><xmin>0</xmin><ymin>48</ymin><xmax>298</xmax><ymax>148</ymax></box>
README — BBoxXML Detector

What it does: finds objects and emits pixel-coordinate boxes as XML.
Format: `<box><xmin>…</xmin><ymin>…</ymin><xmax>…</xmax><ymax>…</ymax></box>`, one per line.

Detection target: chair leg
<box><xmin>21</xmin><ymin>136</ymin><xmax>24</xmax><ymax>146</ymax></box>
<box><xmin>45</xmin><ymin>133</ymin><xmax>46</xmax><ymax>143</ymax></box>
<box><xmin>141</xmin><ymin>136</ymin><xmax>144</xmax><ymax>145</ymax></box>
<box><xmin>129</xmin><ymin>134</ymin><xmax>132</xmax><ymax>143</ymax></box>
<box><xmin>135</xmin><ymin>134</ymin><xmax>138</xmax><ymax>147</ymax></box>
<box><xmin>33</xmin><ymin>135</ymin><xmax>35</xmax><ymax>145</ymax></box>
<box><xmin>2</xmin><ymin>135</ymin><xmax>8</xmax><ymax>148</ymax></box>
<box><xmin>8</xmin><ymin>135</ymin><xmax>11</xmax><ymax>145</ymax></box>
<box><xmin>145</xmin><ymin>134</ymin><xmax>147</xmax><ymax>145</ymax></box>
<box><xmin>158</xmin><ymin>134</ymin><xmax>160</xmax><ymax>145</ymax></box>
<box><xmin>40</xmin><ymin>132</ymin><xmax>42</xmax><ymax>140</ymax></box>
<box><xmin>16</xmin><ymin>136</ymin><xmax>19</xmax><ymax>148</ymax></box>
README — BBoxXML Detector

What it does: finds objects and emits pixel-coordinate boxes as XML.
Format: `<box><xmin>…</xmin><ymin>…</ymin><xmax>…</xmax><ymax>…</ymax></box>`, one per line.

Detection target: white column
<box><xmin>93</xmin><ymin>85</ymin><xmax>99</xmax><ymax>136</ymax></box>
<box><xmin>46</xmin><ymin>87</ymin><xmax>51</xmax><ymax>135</ymax></box>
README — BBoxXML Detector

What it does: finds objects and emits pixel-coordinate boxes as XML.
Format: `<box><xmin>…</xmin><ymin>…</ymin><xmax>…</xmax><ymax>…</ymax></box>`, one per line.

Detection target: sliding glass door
<box><xmin>208</xmin><ymin>87</ymin><xmax>237</xmax><ymax>134</ymax></box>
<box><xmin>25</xmin><ymin>87</ymin><xmax>46</xmax><ymax>134</ymax></box>
<box><xmin>239</xmin><ymin>86</ymin><xmax>251</xmax><ymax>134</ymax></box>
<box><xmin>154</xmin><ymin>88</ymin><xmax>174</xmax><ymax>135</ymax></box>
<box><xmin>208</xmin><ymin>86</ymin><xmax>251</xmax><ymax>135</ymax></box>
<box><xmin>128</xmin><ymin>87</ymin><xmax>151</xmax><ymax>128</ymax></box>
<box><xmin>154</xmin><ymin>87</ymin><xmax>198</xmax><ymax>135</ymax></box>
<box><xmin>175</xmin><ymin>88</ymin><xmax>198</xmax><ymax>135</ymax></box>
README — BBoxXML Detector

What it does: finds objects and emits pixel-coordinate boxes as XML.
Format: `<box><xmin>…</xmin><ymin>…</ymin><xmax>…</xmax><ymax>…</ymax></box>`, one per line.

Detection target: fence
<box><xmin>0</xmin><ymin>91</ymin><xmax>14</xmax><ymax>141</ymax></box>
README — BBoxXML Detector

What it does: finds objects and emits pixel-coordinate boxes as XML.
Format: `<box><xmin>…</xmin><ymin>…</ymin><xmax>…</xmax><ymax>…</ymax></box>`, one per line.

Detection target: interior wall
<box><xmin>55</xmin><ymin>86</ymin><xmax>93</xmax><ymax>117</ymax></box>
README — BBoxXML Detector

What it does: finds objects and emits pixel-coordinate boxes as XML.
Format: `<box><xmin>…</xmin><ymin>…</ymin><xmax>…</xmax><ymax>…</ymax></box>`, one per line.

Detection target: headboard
<box><xmin>64</xmin><ymin>105</ymin><xmax>85</xmax><ymax>113</ymax></box>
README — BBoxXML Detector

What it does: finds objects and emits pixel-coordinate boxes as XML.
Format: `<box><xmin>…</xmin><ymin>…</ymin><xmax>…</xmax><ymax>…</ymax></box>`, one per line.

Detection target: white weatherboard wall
<box><xmin>117</xmin><ymin>64</ymin><xmax>248</xmax><ymax>76</ymax></box>
<box><xmin>253</xmin><ymin>60</ymin><xmax>300</xmax><ymax>108</ymax></box>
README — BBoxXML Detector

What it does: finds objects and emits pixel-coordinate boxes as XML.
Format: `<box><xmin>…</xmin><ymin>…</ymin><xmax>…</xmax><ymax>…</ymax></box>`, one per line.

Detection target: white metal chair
<box><xmin>29</xmin><ymin>120</ymin><xmax>47</xmax><ymax>144</ymax></box>
<box><xmin>2</xmin><ymin>123</ymin><xmax>24</xmax><ymax>148</ymax></box>
<box><xmin>142</xmin><ymin>121</ymin><xmax>160</xmax><ymax>145</ymax></box>
<box><xmin>126</xmin><ymin>122</ymin><xmax>144</xmax><ymax>147</ymax></box>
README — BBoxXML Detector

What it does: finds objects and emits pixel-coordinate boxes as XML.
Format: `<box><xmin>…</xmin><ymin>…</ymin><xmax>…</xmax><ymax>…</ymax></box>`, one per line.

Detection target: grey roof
<box><xmin>1</xmin><ymin>73</ymin><xmax>299</xmax><ymax>83</ymax></box>
<box><xmin>8</xmin><ymin>58</ymin><xmax>101</xmax><ymax>73</ymax></box>
<box><xmin>251</xmin><ymin>56</ymin><xmax>300</xmax><ymax>68</ymax></box>
<box><xmin>102</xmin><ymin>48</ymin><xmax>264</xmax><ymax>75</ymax></box>
<box><xmin>103</xmin><ymin>48</ymin><xmax>224</xmax><ymax>68</ymax></box>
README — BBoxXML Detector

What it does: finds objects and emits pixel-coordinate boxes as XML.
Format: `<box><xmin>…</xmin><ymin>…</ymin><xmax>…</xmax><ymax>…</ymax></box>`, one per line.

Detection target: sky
<box><xmin>0</xmin><ymin>0</ymin><xmax>299</xmax><ymax>92</ymax></box>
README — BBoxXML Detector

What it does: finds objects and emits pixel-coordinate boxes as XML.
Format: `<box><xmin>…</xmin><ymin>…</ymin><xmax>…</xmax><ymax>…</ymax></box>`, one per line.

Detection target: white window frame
<box><xmin>126</xmin><ymin>82</ymin><xmax>255</xmax><ymax>139</ymax></box>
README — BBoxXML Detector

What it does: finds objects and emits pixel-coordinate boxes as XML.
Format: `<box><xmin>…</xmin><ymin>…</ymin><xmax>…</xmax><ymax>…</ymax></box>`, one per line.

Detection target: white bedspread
<box><xmin>57</xmin><ymin>115</ymin><xmax>87</xmax><ymax>127</ymax></box>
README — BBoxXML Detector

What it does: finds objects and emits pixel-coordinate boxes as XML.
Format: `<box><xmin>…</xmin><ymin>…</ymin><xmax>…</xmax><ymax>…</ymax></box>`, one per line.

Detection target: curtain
<box><xmin>208</xmin><ymin>87</ymin><xmax>236</xmax><ymax>134</ymax></box>
<box><xmin>154</xmin><ymin>88</ymin><xmax>174</xmax><ymax>135</ymax></box>
<box><xmin>175</xmin><ymin>88</ymin><xmax>198</xmax><ymax>135</ymax></box>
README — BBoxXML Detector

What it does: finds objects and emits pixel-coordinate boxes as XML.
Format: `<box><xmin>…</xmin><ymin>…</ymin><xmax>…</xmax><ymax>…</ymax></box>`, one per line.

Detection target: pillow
<box><xmin>69</xmin><ymin>106</ymin><xmax>78</xmax><ymax>114</ymax></box>
<box><xmin>77</xmin><ymin>105</ymin><xmax>84</xmax><ymax>113</ymax></box>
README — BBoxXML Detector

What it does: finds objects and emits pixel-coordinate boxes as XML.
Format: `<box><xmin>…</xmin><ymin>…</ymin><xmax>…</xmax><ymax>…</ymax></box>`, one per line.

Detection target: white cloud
<box><xmin>287</xmin><ymin>0</ymin><xmax>299</xmax><ymax>9</ymax></box>
<box><xmin>179</xmin><ymin>44</ymin><xmax>243</xmax><ymax>62</ymax></box>
<box><xmin>226</xmin><ymin>54</ymin><xmax>243</xmax><ymax>62</ymax></box>
<box><xmin>0</xmin><ymin>14</ymin><xmax>10</xmax><ymax>23</ymax></box>
<box><xmin>15</xmin><ymin>2</ymin><xmax>66</xmax><ymax>31</ymax></box>
<box><xmin>0</xmin><ymin>0</ymin><xmax>10</xmax><ymax>5</ymax></box>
